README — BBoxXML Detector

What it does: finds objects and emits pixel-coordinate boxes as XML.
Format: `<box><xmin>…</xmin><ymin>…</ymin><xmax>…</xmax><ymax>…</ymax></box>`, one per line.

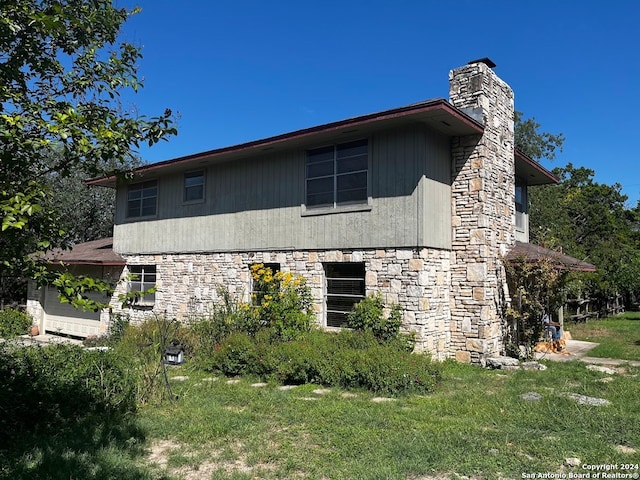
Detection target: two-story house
<box><xmin>28</xmin><ymin>58</ymin><xmax>582</xmax><ymax>363</ymax></box>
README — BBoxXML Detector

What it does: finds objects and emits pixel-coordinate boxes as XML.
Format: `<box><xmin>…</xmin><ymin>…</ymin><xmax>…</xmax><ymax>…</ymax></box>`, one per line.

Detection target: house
<box><xmin>28</xmin><ymin>58</ymin><xmax>581</xmax><ymax>363</ymax></box>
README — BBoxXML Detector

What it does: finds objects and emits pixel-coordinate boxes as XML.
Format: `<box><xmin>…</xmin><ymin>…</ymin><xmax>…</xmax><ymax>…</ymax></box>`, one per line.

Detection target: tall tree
<box><xmin>0</xmin><ymin>1</ymin><xmax>175</xmax><ymax>285</ymax></box>
<box><xmin>514</xmin><ymin>111</ymin><xmax>565</xmax><ymax>161</ymax></box>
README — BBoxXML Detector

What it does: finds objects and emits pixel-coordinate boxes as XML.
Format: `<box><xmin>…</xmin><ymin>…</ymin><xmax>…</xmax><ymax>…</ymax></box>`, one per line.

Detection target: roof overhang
<box><xmin>41</xmin><ymin>238</ymin><xmax>125</xmax><ymax>266</ymax></box>
<box><xmin>515</xmin><ymin>150</ymin><xmax>558</xmax><ymax>186</ymax></box>
<box><xmin>87</xmin><ymin>99</ymin><xmax>484</xmax><ymax>188</ymax></box>
<box><xmin>506</xmin><ymin>241</ymin><xmax>596</xmax><ymax>272</ymax></box>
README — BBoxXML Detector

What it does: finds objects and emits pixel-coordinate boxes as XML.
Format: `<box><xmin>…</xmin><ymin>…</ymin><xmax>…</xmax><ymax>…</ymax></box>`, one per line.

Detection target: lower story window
<box><xmin>128</xmin><ymin>265</ymin><xmax>156</xmax><ymax>306</ymax></box>
<box><xmin>324</xmin><ymin>262</ymin><xmax>365</xmax><ymax>327</ymax></box>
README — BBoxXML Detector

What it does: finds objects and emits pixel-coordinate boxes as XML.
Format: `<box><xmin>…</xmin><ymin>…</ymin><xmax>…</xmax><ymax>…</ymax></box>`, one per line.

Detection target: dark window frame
<box><xmin>324</xmin><ymin>262</ymin><xmax>366</xmax><ymax>328</ymax></box>
<box><xmin>305</xmin><ymin>139</ymin><xmax>369</xmax><ymax>208</ymax></box>
<box><xmin>183</xmin><ymin>170</ymin><xmax>205</xmax><ymax>203</ymax></box>
<box><xmin>126</xmin><ymin>180</ymin><xmax>158</xmax><ymax>218</ymax></box>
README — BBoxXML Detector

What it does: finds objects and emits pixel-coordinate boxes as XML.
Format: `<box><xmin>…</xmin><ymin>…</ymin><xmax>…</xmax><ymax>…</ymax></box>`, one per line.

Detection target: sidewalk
<box><xmin>535</xmin><ymin>339</ymin><xmax>640</xmax><ymax>367</ymax></box>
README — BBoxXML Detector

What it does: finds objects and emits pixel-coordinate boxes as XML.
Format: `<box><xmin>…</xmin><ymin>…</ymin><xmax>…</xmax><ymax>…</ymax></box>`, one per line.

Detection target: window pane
<box><xmin>306</xmin><ymin>160</ymin><xmax>334</xmax><ymax>179</ymax></box>
<box><xmin>185</xmin><ymin>176</ymin><xmax>203</xmax><ymax>188</ymax></box>
<box><xmin>142</xmin><ymin>186</ymin><xmax>157</xmax><ymax>199</ymax></box>
<box><xmin>336</xmin><ymin>154</ymin><xmax>367</xmax><ymax>174</ymax></box>
<box><xmin>336</xmin><ymin>140</ymin><xmax>367</xmax><ymax>159</ymax></box>
<box><xmin>141</xmin><ymin>197</ymin><xmax>156</xmax><ymax>216</ymax></box>
<box><xmin>307</xmin><ymin>192</ymin><xmax>334</xmax><ymax>206</ymax></box>
<box><xmin>307</xmin><ymin>177</ymin><xmax>333</xmax><ymax>196</ymax></box>
<box><xmin>337</xmin><ymin>172</ymin><xmax>367</xmax><ymax>191</ymax></box>
<box><xmin>185</xmin><ymin>185</ymin><xmax>204</xmax><ymax>202</ymax></box>
<box><xmin>126</xmin><ymin>202</ymin><xmax>137</xmax><ymax>218</ymax></box>
<box><xmin>324</xmin><ymin>262</ymin><xmax>365</xmax><ymax>328</ymax></box>
<box><xmin>127</xmin><ymin>189</ymin><xmax>142</xmax><ymax>201</ymax></box>
<box><xmin>307</xmin><ymin>146</ymin><xmax>334</xmax><ymax>163</ymax></box>
<box><xmin>337</xmin><ymin>188</ymin><xmax>367</xmax><ymax>204</ymax></box>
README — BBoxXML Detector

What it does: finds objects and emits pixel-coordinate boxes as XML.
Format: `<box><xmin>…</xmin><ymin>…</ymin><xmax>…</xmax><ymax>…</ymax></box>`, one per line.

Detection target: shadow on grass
<box><xmin>0</xmin><ymin>413</ymin><xmax>167</xmax><ymax>480</ymax></box>
<box><xmin>0</xmin><ymin>343</ymin><xmax>168</xmax><ymax>479</ymax></box>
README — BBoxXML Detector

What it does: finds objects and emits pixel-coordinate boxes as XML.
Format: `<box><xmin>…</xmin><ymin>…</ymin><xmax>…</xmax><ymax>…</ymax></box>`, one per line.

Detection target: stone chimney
<box><xmin>448</xmin><ymin>58</ymin><xmax>515</xmax><ymax>363</ymax></box>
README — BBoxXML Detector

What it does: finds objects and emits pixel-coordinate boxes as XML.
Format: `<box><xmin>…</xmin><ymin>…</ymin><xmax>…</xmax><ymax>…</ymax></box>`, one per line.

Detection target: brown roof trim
<box><xmin>87</xmin><ymin>99</ymin><xmax>484</xmax><ymax>186</ymax></box>
<box><xmin>515</xmin><ymin>149</ymin><xmax>559</xmax><ymax>184</ymax></box>
<box><xmin>506</xmin><ymin>241</ymin><xmax>596</xmax><ymax>272</ymax></box>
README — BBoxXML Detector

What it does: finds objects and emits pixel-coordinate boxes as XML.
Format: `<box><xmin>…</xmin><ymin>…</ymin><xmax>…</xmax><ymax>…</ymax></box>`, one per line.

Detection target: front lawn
<box><xmin>2</xmin><ymin>347</ymin><xmax>638</xmax><ymax>479</ymax></box>
<box><xmin>136</xmin><ymin>360</ymin><xmax>640</xmax><ymax>479</ymax></box>
<box><xmin>568</xmin><ymin>311</ymin><xmax>640</xmax><ymax>361</ymax></box>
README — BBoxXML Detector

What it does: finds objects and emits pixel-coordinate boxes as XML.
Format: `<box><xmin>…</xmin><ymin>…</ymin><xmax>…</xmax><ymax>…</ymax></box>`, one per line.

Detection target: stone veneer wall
<box><xmin>448</xmin><ymin>61</ymin><xmax>516</xmax><ymax>363</ymax></box>
<box><xmin>112</xmin><ymin>247</ymin><xmax>452</xmax><ymax>360</ymax></box>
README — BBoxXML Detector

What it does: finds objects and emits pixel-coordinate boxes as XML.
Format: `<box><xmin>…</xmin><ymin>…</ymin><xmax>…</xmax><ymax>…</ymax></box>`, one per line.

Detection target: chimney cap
<box><xmin>467</xmin><ymin>57</ymin><xmax>496</xmax><ymax>69</ymax></box>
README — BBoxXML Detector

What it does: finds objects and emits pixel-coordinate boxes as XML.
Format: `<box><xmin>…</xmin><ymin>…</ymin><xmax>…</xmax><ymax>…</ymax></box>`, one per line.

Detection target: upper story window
<box><xmin>127</xmin><ymin>180</ymin><xmax>157</xmax><ymax>218</ymax></box>
<box><xmin>515</xmin><ymin>180</ymin><xmax>528</xmax><ymax>231</ymax></box>
<box><xmin>184</xmin><ymin>170</ymin><xmax>205</xmax><ymax>203</ymax></box>
<box><xmin>306</xmin><ymin>139</ymin><xmax>368</xmax><ymax>208</ymax></box>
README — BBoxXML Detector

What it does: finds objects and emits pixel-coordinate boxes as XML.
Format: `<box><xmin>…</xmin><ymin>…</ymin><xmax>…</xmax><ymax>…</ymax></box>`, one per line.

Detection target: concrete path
<box><xmin>535</xmin><ymin>339</ymin><xmax>640</xmax><ymax>367</ymax></box>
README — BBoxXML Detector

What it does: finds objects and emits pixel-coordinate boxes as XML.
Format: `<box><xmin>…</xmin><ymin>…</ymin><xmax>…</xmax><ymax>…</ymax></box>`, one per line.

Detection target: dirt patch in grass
<box><xmin>147</xmin><ymin>438</ymin><xmax>278</xmax><ymax>479</ymax></box>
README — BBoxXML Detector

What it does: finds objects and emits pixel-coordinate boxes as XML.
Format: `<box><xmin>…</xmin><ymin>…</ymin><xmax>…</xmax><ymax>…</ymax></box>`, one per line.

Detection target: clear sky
<box><xmin>117</xmin><ymin>0</ymin><xmax>640</xmax><ymax>207</ymax></box>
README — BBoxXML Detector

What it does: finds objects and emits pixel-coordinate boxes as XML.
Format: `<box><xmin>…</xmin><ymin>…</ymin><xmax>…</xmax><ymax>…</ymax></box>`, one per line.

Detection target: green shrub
<box><xmin>215</xmin><ymin>329</ymin><xmax>442</xmax><ymax>395</ymax></box>
<box><xmin>346</xmin><ymin>293</ymin><xmax>414</xmax><ymax>349</ymax></box>
<box><xmin>250</xmin><ymin>264</ymin><xmax>314</xmax><ymax>340</ymax></box>
<box><xmin>211</xmin><ymin>332</ymin><xmax>257</xmax><ymax>376</ymax></box>
<box><xmin>0</xmin><ymin>308</ymin><xmax>32</xmax><ymax>338</ymax></box>
<box><xmin>113</xmin><ymin>316</ymin><xmax>182</xmax><ymax>405</ymax></box>
<box><xmin>0</xmin><ymin>343</ymin><xmax>136</xmax><ymax>448</ymax></box>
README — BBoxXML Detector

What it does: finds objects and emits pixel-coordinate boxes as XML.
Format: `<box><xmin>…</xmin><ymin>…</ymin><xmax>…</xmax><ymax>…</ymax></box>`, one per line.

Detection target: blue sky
<box><xmin>117</xmin><ymin>0</ymin><xmax>640</xmax><ymax>207</ymax></box>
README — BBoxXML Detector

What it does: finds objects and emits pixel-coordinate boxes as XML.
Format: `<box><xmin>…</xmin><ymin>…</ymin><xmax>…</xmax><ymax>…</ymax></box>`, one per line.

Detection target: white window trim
<box><xmin>127</xmin><ymin>265</ymin><xmax>156</xmax><ymax>307</ymax></box>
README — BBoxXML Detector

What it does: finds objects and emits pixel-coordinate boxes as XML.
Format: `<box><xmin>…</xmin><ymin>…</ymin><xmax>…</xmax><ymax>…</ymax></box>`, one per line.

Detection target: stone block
<box><xmin>456</xmin><ymin>351</ymin><xmax>471</xmax><ymax>363</ymax></box>
<box><xmin>396</xmin><ymin>249</ymin><xmax>414</xmax><ymax>260</ymax></box>
<box><xmin>365</xmin><ymin>271</ymin><xmax>377</xmax><ymax>287</ymax></box>
<box><xmin>408</xmin><ymin>259</ymin><xmax>423</xmax><ymax>271</ymax></box>
<box><xmin>466</xmin><ymin>338</ymin><xmax>486</xmax><ymax>353</ymax></box>
<box><xmin>466</xmin><ymin>263</ymin><xmax>486</xmax><ymax>281</ymax></box>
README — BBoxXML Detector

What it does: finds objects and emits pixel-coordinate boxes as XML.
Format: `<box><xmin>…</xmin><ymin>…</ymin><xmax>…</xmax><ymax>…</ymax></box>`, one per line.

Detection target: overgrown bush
<box><xmin>113</xmin><ymin>316</ymin><xmax>182</xmax><ymax>405</ymax></box>
<box><xmin>0</xmin><ymin>308</ymin><xmax>32</xmax><ymax>338</ymax></box>
<box><xmin>250</xmin><ymin>264</ymin><xmax>314</xmax><ymax>340</ymax></box>
<box><xmin>504</xmin><ymin>256</ymin><xmax>568</xmax><ymax>359</ymax></box>
<box><xmin>346</xmin><ymin>293</ymin><xmax>414</xmax><ymax>350</ymax></box>
<box><xmin>0</xmin><ymin>343</ymin><xmax>137</xmax><ymax>448</ymax></box>
<box><xmin>210</xmin><ymin>329</ymin><xmax>441</xmax><ymax>395</ymax></box>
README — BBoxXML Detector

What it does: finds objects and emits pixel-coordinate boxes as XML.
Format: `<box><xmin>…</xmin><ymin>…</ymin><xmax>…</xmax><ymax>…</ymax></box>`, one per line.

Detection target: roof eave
<box><xmin>87</xmin><ymin>99</ymin><xmax>484</xmax><ymax>188</ymax></box>
<box><xmin>515</xmin><ymin>149</ymin><xmax>558</xmax><ymax>186</ymax></box>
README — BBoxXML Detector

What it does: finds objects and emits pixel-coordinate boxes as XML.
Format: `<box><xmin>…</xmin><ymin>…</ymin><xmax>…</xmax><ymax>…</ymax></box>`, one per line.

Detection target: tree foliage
<box><xmin>514</xmin><ymin>111</ymin><xmax>565</xmax><ymax>161</ymax></box>
<box><xmin>515</xmin><ymin>111</ymin><xmax>640</xmax><ymax>308</ymax></box>
<box><xmin>0</xmin><ymin>1</ymin><xmax>176</xmax><ymax>299</ymax></box>
<box><xmin>530</xmin><ymin>165</ymin><xmax>640</xmax><ymax>307</ymax></box>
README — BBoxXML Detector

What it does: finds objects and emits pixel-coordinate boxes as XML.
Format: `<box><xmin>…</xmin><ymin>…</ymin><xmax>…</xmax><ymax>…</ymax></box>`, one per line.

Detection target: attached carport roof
<box><xmin>506</xmin><ymin>241</ymin><xmax>596</xmax><ymax>272</ymax></box>
<box><xmin>44</xmin><ymin>237</ymin><xmax>125</xmax><ymax>266</ymax></box>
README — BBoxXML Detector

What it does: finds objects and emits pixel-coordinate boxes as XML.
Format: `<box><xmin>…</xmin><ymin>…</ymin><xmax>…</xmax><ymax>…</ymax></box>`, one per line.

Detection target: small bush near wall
<box><xmin>0</xmin><ymin>308</ymin><xmax>32</xmax><ymax>338</ymax></box>
<box><xmin>346</xmin><ymin>293</ymin><xmax>415</xmax><ymax>351</ymax></box>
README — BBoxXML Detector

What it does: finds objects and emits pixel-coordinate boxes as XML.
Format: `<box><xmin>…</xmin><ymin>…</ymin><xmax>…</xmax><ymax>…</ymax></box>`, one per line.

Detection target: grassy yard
<box><xmin>3</xmin><ymin>318</ymin><xmax>639</xmax><ymax>480</ymax></box>
<box><xmin>135</xmin><ymin>360</ymin><xmax>639</xmax><ymax>479</ymax></box>
<box><xmin>568</xmin><ymin>311</ymin><xmax>640</xmax><ymax>360</ymax></box>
